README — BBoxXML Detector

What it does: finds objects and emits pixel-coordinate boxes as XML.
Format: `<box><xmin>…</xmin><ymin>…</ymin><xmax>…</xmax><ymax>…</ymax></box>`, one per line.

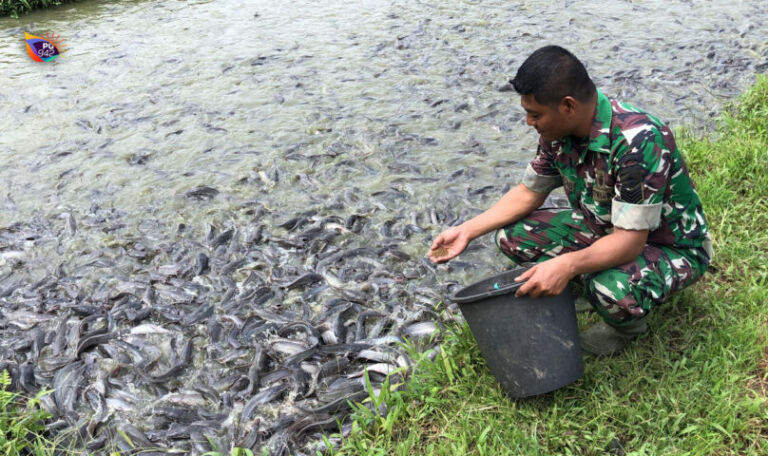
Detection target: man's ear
<box><xmin>560</xmin><ymin>96</ymin><xmax>578</xmax><ymax>115</ymax></box>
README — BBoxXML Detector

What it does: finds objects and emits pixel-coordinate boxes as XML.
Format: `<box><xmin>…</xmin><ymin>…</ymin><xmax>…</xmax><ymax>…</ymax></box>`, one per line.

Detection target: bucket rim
<box><xmin>449</xmin><ymin>267</ymin><xmax>531</xmax><ymax>304</ymax></box>
<box><xmin>450</xmin><ymin>280</ymin><xmax>524</xmax><ymax>304</ymax></box>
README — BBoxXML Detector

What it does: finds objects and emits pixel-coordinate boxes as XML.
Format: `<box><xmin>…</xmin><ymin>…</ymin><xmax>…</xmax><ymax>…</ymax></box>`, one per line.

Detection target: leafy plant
<box><xmin>0</xmin><ymin>0</ymin><xmax>67</xmax><ymax>18</ymax></box>
<box><xmin>0</xmin><ymin>369</ymin><xmax>54</xmax><ymax>456</ymax></box>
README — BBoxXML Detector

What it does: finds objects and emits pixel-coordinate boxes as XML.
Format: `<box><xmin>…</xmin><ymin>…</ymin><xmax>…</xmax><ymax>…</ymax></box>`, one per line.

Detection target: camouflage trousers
<box><xmin>495</xmin><ymin>208</ymin><xmax>710</xmax><ymax>324</ymax></box>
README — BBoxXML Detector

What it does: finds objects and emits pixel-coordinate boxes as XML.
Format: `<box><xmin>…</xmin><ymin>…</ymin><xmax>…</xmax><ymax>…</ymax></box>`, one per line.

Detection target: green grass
<box><xmin>0</xmin><ymin>0</ymin><xmax>78</xmax><ymax>18</ymax></box>
<box><xmin>0</xmin><ymin>370</ymin><xmax>55</xmax><ymax>456</ymax></box>
<box><xmin>332</xmin><ymin>75</ymin><xmax>768</xmax><ymax>456</ymax></box>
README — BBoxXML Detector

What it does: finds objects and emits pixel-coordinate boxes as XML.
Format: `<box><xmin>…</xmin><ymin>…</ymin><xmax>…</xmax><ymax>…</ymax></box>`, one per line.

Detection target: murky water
<box><xmin>2</xmin><ymin>0</ymin><xmax>767</xmax><ymax>232</ymax></box>
<box><xmin>1</xmin><ymin>0</ymin><xmax>767</xmax><ymax>453</ymax></box>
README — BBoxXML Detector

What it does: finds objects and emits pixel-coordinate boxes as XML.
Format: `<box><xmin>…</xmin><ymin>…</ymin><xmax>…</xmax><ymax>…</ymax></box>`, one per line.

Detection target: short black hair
<box><xmin>511</xmin><ymin>45</ymin><xmax>596</xmax><ymax>107</ymax></box>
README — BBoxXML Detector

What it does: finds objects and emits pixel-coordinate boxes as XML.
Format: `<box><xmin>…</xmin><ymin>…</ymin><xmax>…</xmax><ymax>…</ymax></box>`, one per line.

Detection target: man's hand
<box><xmin>513</xmin><ymin>256</ymin><xmax>576</xmax><ymax>298</ymax></box>
<box><xmin>427</xmin><ymin>183</ymin><xmax>548</xmax><ymax>264</ymax></box>
<box><xmin>512</xmin><ymin>228</ymin><xmax>648</xmax><ymax>298</ymax></box>
<box><xmin>428</xmin><ymin>226</ymin><xmax>471</xmax><ymax>263</ymax></box>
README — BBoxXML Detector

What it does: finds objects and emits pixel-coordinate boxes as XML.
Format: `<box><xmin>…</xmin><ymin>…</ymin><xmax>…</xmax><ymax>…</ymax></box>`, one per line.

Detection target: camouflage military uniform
<box><xmin>496</xmin><ymin>89</ymin><xmax>713</xmax><ymax>324</ymax></box>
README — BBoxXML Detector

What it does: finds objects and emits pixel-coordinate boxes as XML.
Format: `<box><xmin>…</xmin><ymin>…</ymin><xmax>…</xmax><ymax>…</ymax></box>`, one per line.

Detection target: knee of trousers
<box><xmin>494</xmin><ymin>226</ymin><xmax>532</xmax><ymax>264</ymax></box>
<box><xmin>494</xmin><ymin>228</ymin><xmax>507</xmax><ymax>250</ymax></box>
<box><xmin>585</xmin><ymin>269</ymin><xmax>648</xmax><ymax>324</ymax></box>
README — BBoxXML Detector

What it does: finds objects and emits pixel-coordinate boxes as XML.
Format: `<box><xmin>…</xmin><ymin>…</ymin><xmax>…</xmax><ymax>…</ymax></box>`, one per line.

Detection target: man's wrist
<box><xmin>559</xmin><ymin>252</ymin><xmax>582</xmax><ymax>279</ymax></box>
<box><xmin>458</xmin><ymin>221</ymin><xmax>481</xmax><ymax>241</ymax></box>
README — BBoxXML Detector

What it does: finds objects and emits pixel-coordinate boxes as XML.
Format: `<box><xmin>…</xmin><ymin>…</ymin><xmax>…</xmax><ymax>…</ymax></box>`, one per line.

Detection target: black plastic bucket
<box><xmin>450</xmin><ymin>266</ymin><xmax>583</xmax><ymax>398</ymax></box>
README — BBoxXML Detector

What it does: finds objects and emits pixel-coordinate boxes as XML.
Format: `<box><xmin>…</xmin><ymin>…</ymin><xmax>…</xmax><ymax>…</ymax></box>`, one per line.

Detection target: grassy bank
<box><xmin>0</xmin><ymin>371</ymin><xmax>53</xmax><ymax>455</ymax></box>
<box><xmin>0</xmin><ymin>0</ymin><xmax>77</xmax><ymax>18</ymax></box>
<box><xmin>334</xmin><ymin>75</ymin><xmax>768</xmax><ymax>455</ymax></box>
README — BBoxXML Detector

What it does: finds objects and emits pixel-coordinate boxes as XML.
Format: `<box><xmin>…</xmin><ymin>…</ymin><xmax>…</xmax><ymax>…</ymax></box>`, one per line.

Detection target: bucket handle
<box><xmin>487</xmin><ymin>280</ymin><xmax>524</xmax><ymax>297</ymax></box>
<box><xmin>451</xmin><ymin>279</ymin><xmax>526</xmax><ymax>303</ymax></box>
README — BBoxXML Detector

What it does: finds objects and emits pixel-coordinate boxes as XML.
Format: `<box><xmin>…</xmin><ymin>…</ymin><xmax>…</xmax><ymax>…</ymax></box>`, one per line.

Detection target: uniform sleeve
<box><xmin>521</xmin><ymin>137</ymin><xmax>563</xmax><ymax>194</ymax></box>
<box><xmin>611</xmin><ymin>128</ymin><xmax>668</xmax><ymax>231</ymax></box>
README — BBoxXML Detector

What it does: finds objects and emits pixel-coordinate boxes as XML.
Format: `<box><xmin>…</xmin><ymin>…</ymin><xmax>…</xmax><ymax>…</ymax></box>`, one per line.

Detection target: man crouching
<box><xmin>429</xmin><ymin>45</ymin><xmax>712</xmax><ymax>356</ymax></box>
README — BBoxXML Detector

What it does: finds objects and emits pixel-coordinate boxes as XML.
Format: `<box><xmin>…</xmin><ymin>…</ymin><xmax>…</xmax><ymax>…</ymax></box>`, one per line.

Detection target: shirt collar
<box><xmin>587</xmin><ymin>89</ymin><xmax>613</xmax><ymax>155</ymax></box>
<box><xmin>562</xmin><ymin>88</ymin><xmax>612</xmax><ymax>164</ymax></box>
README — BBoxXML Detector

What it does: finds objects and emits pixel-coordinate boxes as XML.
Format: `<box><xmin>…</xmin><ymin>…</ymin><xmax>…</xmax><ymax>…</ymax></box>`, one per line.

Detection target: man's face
<box><xmin>520</xmin><ymin>94</ymin><xmax>570</xmax><ymax>142</ymax></box>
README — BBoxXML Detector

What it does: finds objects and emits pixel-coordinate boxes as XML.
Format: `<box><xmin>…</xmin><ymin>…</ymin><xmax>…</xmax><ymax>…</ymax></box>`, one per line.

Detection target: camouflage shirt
<box><xmin>522</xmin><ymin>89</ymin><xmax>713</xmax><ymax>258</ymax></box>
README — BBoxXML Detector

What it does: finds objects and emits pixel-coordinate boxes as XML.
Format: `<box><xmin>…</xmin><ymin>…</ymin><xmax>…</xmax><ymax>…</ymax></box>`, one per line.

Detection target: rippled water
<box><xmin>1</xmin><ymin>0</ymin><xmax>767</xmax><ymax>236</ymax></box>
<box><xmin>1</xmin><ymin>0</ymin><xmax>767</xmax><ymax>453</ymax></box>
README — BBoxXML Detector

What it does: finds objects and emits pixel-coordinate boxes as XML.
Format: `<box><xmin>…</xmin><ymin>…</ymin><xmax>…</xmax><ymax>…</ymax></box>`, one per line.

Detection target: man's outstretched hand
<box><xmin>513</xmin><ymin>256</ymin><xmax>576</xmax><ymax>298</ymax></box>
<box><xmin>428</xmin><ymin>226</ymin><xmax>471</xmax><ymax>263</ymax></box>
